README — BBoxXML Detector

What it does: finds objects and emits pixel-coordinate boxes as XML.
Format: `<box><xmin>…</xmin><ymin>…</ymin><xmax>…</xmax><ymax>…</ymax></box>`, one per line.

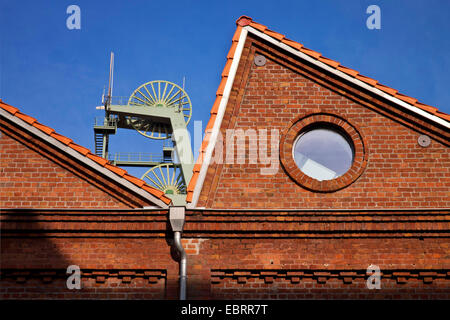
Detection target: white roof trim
<box><xmin>246</xmin><ymin>26</ymin><xmax>450</xmax><ymax>129</ymax></box>
<box><xmin>187</xmin><ymin>28</ymin><xmax>249</xmax><ymax>208</ymax></box>
<box><xmin>0</xmin><ymin>108</ymin><xmax>169</xmax><ymax>208</ymax></box>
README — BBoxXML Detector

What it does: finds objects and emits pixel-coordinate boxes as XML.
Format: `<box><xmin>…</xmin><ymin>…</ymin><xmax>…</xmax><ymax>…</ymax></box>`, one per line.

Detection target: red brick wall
<box><xmin>1</xmin><ymin>209</ymin><xmax>449</xmax><ymax>299</ymax></box>
<box><xmin>1</xmin><ymin>34</ymin><xmax>449</xmax><ymax>300</ymax></box>
<box><xmin>187</xmin><ymin>238</ymin><xmax>450</xmax><ymax>299</ymax></box>
<box><xmin>198</xmin><ymin>37</ymin><xmax>450</xmax><ymax>208</ymax></box>
<box><xmin>0</xmin><ymin>278</ymin><xmax>166</xmax><ymax>300</ymax></box>
<box><xmin>2</xmin><ymin>236</ymin><xmax>448</xmax><ymax>299</ymax></box>
<box><xmin>0</xmin><ymin>130</ymin><xmax>131</xmax><ymax>208</ymax></box>
<box><xmin>0</xmin><ymin>237</ymin><xmax>178</xmax><ymax>299</ymax></box>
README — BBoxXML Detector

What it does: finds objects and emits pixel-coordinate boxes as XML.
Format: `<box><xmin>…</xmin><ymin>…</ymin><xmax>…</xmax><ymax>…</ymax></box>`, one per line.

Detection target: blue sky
<box><xmin>1</xmin><ymin>0</ymin><xmax>449</xmax><ymax>177</ymax></box>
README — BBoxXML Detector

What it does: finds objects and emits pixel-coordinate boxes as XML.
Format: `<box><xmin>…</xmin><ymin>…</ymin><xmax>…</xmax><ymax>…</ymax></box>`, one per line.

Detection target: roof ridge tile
<box><xmin>236</xmin><ymin>16</ymin><xmax>252</xmax><ymax>27</ymax></box>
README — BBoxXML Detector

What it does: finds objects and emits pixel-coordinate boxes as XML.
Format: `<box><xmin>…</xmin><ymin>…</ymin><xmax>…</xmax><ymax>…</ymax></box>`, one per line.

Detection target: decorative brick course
<box><xmin>0</xmin><ymin>269</ymin><xmax>166</xmax><ymax>299</ymax></box>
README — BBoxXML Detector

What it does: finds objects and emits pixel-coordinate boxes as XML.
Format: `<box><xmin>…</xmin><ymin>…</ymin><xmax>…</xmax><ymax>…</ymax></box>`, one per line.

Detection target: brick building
<box><xmin>1</xmin><ymin>16</ymin><xmax>449</xmax><ymax>299</ymax></box>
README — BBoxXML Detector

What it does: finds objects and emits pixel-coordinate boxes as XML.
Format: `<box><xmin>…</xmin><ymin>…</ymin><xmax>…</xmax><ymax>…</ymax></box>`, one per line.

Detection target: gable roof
<box><xmin>0</xmin><ymin>100</ymin><xmax>172</xmax><ymax>208</ymax></box>
<box><xmin>237</xmin><ymin>16</ymin><xmax>450</xmax><ymax>124</ymax></box>
<box><xmin>186</xmin><ymin>16</ymin><xmax>450</xmax><ymax>207</ymax></box>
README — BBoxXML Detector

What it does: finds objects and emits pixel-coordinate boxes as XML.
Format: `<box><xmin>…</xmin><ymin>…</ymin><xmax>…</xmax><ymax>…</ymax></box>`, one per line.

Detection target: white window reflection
<box><xmin>293</xmin><ymin>128</ymin><xmax>354</xmax><ymax>181</ymax></box>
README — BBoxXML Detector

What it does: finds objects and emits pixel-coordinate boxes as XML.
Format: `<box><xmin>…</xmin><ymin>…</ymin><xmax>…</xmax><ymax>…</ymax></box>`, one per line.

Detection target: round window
<box><xmin>293</xmin><ymin>127</ymin><xmax>354</xmax><ymax>181</ymax></box>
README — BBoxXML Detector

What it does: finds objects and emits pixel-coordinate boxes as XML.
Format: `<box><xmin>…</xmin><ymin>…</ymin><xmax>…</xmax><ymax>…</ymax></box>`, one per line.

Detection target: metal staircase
<box><xmin>93</xmin><ymin>117</ymin><xmax>116</xmax><ymax>158</ymax></box>
<box><xmin>94</xmin><ymin>132</ymin><xmax>105</xmax><ymax>156</ymax></box>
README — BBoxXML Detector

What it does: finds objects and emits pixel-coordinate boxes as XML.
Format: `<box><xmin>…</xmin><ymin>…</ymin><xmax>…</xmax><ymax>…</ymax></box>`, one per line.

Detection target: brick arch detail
<box><xmin>280</xmin><ymin>112</ymin><xmax>368</xmax><ymax>192</ymax></box>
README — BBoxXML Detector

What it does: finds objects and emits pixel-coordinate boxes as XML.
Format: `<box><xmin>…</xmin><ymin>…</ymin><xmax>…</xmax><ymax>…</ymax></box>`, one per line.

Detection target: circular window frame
<box><xmin>280</xmin><ymin>113</ymin><xmax>368</xmax><ymax>192</ymax></box>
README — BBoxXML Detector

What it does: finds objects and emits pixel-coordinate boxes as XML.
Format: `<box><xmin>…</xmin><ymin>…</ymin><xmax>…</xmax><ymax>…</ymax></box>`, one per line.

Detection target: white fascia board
<box><xmin>187</xmin><ymin>28</ymin><xmax>249</xmax><ymax>208</ymax></box>
<box><xmin>0</xmin><ymin>109</ymin><xmax>169</xmax><ymax>208</ymax></box>
<box><xmin>246</xmin><ymin>26</ymin><xmax>450</xmax><ymax>129</ymax></box>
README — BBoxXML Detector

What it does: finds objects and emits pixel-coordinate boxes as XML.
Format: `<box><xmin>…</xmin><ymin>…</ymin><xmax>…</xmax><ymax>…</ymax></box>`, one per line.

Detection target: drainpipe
<box><xmin>169</xmin><ymin>206</ymin><xmax>187</xmax><ymax>300</ymax></box>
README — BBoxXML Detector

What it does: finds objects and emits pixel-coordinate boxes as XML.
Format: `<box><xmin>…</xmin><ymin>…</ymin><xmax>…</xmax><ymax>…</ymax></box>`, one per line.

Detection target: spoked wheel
<box><xmin>127</xmin><ymin>80</ymin><xmax>192</xmax><ymax>139</ymax></box>
<box><xmin>141</xmin><ymin>163</ymin><xmax>186</xmax><ymax>195</ymax></box>
<box><xmin>127</xmin><ymin>117</ymin><xmax>171</xmax><ymax>139</ymax></box>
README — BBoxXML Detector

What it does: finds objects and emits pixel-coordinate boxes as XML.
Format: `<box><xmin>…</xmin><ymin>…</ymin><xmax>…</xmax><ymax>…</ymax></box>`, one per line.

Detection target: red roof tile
<box><xmin>15</xmin><ymin>113</ymin><xmax>36</xmax><ymax>125</ymax></box>
<box><xmin>186</xmin><ymin>191</ymin><xmax>194</xmax><ymax>203</ymax></box>
<box><xmin>355</xmin><ymin>74</ymin><xmax>379</xmax><ymax>86</ymax></box>
<box><xmin>0</xmin><ymin>101</ymin><xmax>19</xmax><ymax>115</ymax></box>
<box><xmin>210</xmin><ymin>96</ymin><xmax>221</xmax><ymax>115</ymax></box>
<box><xmin>86</xmin><ymin>153</ymin><xmax>109</xmax><ymax>166</ymax></box>
<box><xmin>0</xmin><ymin>100</ymin><xmax>171</xmax><ymax>206</ymax></box>
<box><xmin>395</xmin><ymin>93</ymin><xmax>418</xmax><ymax>105</ymax></box>
<box><xmin>300</xmin><ymin>47</ymin><xmax>322</xmax><ymax>59</ymax></box>
<box><xmin>436</xmin><ymin>111</ymin><xmax>450</xmax><ymax>121</ymax></box>
<box><xmin>205</xmin><ymin>116</ymin><xmax>216</xmax><ymax>131</ymax></box>
<box><xmin>105</xmin><ymin>163</ymin><xmax>127</xmax><ymax>177</ymax></box>
<box><xmin>281</xmin><ymin>38</ymin><xmax>303</xmax><ymax>51</ymax></box>
<box><xmin>216</xmin><ymin>77</ymin><xmax>228</xmax><ymax>96</ymax></box>
<box><xmin>193</xmin><ymin>163</ymin><xmax>202</xmax><ymax>173</ymax></box>
<box><xmin>226</xmin><ymin>42</ymin><xmax>238</xmax><ymax>59</ymax></box>
<box><xmin>415</xmin><ymin>103</ymin><xmax>438</xmax><ymax>114</ymax></box>
<box><xmin>236</xmin><ymin>15</ymin><xmax>252</xmax><ymax>27</ymax></box>
<box><xmin>50</xmin><ymin>132</ymin><xmax>73</xmax><ymax>145</ymax></box>
<box><xmin>375</xmin><ymin>84</ymin><xmax>398</xmax><ymax>95</ymax></box>
<box><xmin>337</xmin><ymin>66</ymin><xmax>360</xmax><ymax>77</ymax></box>
<box><xmin>318</xmin><ymin>57</ymin><xmax>341</xmax><ymax>69</ymax></box>
<box><xmin>248</xmin><ymin>21</ymin><xmax>267</xmax><ymax>32</ymax></box>
<box><xmin>265</xmin><ymin>30</ymin><xmax>285</xmax><ymax>41</ymax></box>
<box><xmin>124</xmin><ymin>175</ymin><xmax>146</xmax><ymax>188</ymax></box>
<box><xmin>142</xmin><ymin>185</ymin><xmax>170</xmax><ymax>204</ymax></box>
<box><xmin>70</xmin><ymin>143</ymin><xmax>91</xmax><ymax>156</ymax></box>
<box><xmin>33</xmin><ymin>123</ymin><xmax>55</xmax><ymax>135</ymax></box>
<box><xmin>221</xmin><ymin>59</ymin><xmax>233</xmax><ymax>77</ymax></box>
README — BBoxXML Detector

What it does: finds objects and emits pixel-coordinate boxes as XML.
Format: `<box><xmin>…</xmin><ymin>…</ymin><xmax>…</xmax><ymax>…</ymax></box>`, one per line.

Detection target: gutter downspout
<box><xmin>173</xmin><ymin>231</ymin><xmax>186</xmax><ymax>300</ymax></box>
<box><xmin>169</xmin><ymin>206</ymin><xmax>187</xmax><ymax>300</ymax></box>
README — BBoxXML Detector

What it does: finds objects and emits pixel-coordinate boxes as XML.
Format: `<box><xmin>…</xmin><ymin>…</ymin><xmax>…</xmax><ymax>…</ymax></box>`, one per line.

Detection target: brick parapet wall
<box><xmin>1</xmin><ymin>208</ymin><xmax>449</xmax><ymax>299</ymax></box>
